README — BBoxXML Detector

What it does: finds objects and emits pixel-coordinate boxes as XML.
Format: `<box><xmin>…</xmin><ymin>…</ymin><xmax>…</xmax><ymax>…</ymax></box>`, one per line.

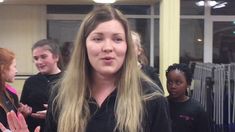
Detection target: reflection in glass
<box><xmin>211</xmin><ymin>0</ymin><xmax>235</xmax><ymax>15</ymax></box>
<box><xmin>180</xmin><ymin>19</ymin><xmax>204</xmax><ymax>64</ymax></box>
<box><xmin>128</xmin><ymin>18</ymin><xmax>151</xmax><ymax>61</ymax></box>
<box><xmin>154</xmin><ymin>19</ymin><xmax>160</xmax><ymax>73</ymax></box>
<box><xmin>213</xmin><ymin>22</ymin><xmax>235</xmax><ymax>63</ymax></box>
<box><xmin>154</xmin><ymin>2</ymin><xmax>160</xmax><ymax>15</ymax></box>
<box><xmin>47</xmin><ymin>20</ymin><xmax>81</xmax><ymax>45</ymax></box>
<box><xmin>47</xmin><ymin>5</ymin><xmax>94</xmax><ymax>14</ymax></box>
<box><xmin>181</xmin><ymin>0</ymin><xmax>204</xmax><ymax>15</ymax></box>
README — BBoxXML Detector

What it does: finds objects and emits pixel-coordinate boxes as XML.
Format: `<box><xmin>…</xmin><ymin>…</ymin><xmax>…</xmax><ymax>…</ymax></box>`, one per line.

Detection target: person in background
<box><xmin>0</xmin><ymin>48</ymin><xmax>31</xmax><ymax>130</ymax></box>
<box><xmin>60</xmin><ymin>41</ymin><xmax>74</xmax><ymax>70</ymax></box>
<box><xmin>131</xmin><ymin>31</ymin><xmax>163</xmax><ymax>92</ymax></box>
<box><xmin>166</xmin><ymin>63</ymin><xmax>210</xmax><ymax>132</ymax></box>
<box><xmin>0</xmin><ymin>5</ymin><xmax>171</xmax><ymax>132</ymax></box>
<box><xmin>20</xmin><ymin>39</ymin><xmax>62</xmax><ymax>132</ymax></box>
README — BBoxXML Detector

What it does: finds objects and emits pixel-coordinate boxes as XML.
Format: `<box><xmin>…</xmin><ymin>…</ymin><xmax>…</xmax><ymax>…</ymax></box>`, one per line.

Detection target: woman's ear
<box><xmin>53</xmin><ymin>54</ymin><xmax>59</xmax><ymax>62</ymax></box>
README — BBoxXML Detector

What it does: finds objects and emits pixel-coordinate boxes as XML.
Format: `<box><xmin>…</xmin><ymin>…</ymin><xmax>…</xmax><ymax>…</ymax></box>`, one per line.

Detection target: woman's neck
<box><xmin>91</xmin><ymin>73</ymin><xmax>116</xmax><ymax>107</ymax></box>
<box><xmin>169</xmin><ymin>95</ymin><xmax>189</xmax><ymax>102</ymax></box>
<box><xmin>49</xmin><ymin>67</ymin><xmax>61</xmax><ymax>75</ymax></box>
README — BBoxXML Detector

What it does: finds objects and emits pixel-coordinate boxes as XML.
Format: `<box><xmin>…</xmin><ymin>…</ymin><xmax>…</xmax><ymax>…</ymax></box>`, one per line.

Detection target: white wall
<box><xmin>0</xmin><ymin>5</ymin><xmax>47</xmax><ymax>75</ymax></box>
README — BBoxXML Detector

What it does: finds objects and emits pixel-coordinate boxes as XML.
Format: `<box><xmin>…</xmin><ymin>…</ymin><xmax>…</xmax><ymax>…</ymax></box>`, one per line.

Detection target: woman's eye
<box><xmin>176</xmin><ymin>81</ymin><xmax>182</xmax><ymax>85</ymax></box>
<box><xmin>92</xmin><ymin>37</ymin><xmax>102</xmax><ymax>42</ymax></box>
<box><xmin>167</xmin><ymin>81</ymin><xmax>173</xmax><ymax>85</ymax></box>
<box><xmin>33</xmin><ymin>57</ymin><xmax>38</xmax><ymax>61</ymax></box>
<box><xmin>41</xmin><ymin>55</ymin><xmax>47</xmax><ymax>59</ymax></box>
<box><xmin>113</xmin><ymin>38</ymin><xmax>123</xmax><ymax>43</ymax></box>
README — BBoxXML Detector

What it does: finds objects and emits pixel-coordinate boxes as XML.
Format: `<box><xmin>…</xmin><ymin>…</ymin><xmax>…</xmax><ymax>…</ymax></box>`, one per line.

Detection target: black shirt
<box><xmin>20</xmin><ymin>72</ymin><xmax>61</xmax><ymax>132</ymax></box>
<box><xmin>45</xmin><ymin>82</ymin><xmax>172</xmax><ymax>132</ymax></box>
<box><xmin>168</xmin><ymin>98</ymin><xmax>211</xmax><ymax>132</ymax></box>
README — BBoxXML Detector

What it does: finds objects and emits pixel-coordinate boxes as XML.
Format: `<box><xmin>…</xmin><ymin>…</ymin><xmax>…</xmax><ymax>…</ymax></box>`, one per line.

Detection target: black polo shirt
<box><xmin>45</xmin><ymin>83</ymin><xmax>172</xmax><ymax>132</ymax></box>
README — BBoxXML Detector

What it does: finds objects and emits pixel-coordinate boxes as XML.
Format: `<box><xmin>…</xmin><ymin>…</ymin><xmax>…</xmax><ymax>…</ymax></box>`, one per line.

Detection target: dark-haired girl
<box><xmin>166</xmin><ymin>63</ymin><xmax>210</xmax><ymax>132</ymax></box>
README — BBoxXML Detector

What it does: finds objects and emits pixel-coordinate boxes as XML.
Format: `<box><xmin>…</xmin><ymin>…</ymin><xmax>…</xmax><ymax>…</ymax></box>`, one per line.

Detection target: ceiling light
<box><xmin>196</xmin><ymin>0</ymin><xmax>227</xmax><ymax>9</ymax></box>
<box><xmin>197</xmin><ymin>38</ymin><xmax>203</xmax><ymax>42</ymax></box>
<box><xmin>196</xmin><ymin>0</ymin><xmax>218</xmax><ymax>7</ymax></box>
<box><xmin>208</xmin><ymin>1</ymin><xmax>218</xmax><ymax>6</ymax></box>
<box><xmin>0</xmin><ymin>0</ymin><xmax>4</xmax><ymax>3</ymax></box>
<box><xmin>93</xmin><ymin>0</ymin><xmax>116</xmax><ymax>4</ymax></box>
<box><xmin>195</xmin><ymin>1</ymin><xmax>204</xmax><ymax>6</ymax></box>
<box><xmin>213</xmin><ymin>2</ymin><xmax>227</xmax><ymax>9</ymax></box>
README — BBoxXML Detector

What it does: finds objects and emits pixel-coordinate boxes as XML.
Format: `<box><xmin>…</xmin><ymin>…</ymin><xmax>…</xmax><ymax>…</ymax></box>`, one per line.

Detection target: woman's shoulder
<box><xmin>25</xmin><ymin>73</ymin><xmax>42</xmax><ymax>81</ymax></box>
<box><xmin>141</xmin><ymin>80</ymin><xmax>164</xmax><ymax>95</ymax></box>
<box><xmin>5</xmin><ymin>84</ymin><xmax>17</xmax><ymax>95</ymax></box>
<box><xmin>5</xmin><ymin>88</ymin><xmax>19</xmax><ymax>107</ymax></box>
<box><xmin>188</xmin><ymin>98</ymin><xmax>206</xmax><ymax>112</ymax></box>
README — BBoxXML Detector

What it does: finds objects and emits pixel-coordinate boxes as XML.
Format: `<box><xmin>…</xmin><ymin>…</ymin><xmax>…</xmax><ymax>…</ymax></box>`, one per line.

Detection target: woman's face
<box><xmin>3</xmin><ymin>59</ymin><xmax>17</xmax><ymax>83</ymax></box>
<box><xmin>33</xmin><ymin>45</ymin><xmax>59</xmax><ymax>74</ymax></box>
<box><xmin>166</xmin><ymin>69</ymin><xmax>188</xmax><ymax>101</ymax></box>
<box><xmin>86</xmin><ymin>20</ymin><xmax>127</xmax><ymax>77</ymax></box>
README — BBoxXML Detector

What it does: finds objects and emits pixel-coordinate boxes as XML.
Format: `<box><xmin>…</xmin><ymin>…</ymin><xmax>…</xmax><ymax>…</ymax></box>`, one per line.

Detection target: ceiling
<box><xmin>1</xmin><ymin>0</ymin><xmax>159</xmax><ymax>5</ymax></box>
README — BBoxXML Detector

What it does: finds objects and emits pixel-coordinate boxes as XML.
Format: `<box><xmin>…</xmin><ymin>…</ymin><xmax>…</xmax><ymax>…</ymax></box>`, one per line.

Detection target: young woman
<box><xmin>0</xmin><ymin>6</ymin><xmax>171</xmax><ymax>132</ymax></box>
<box><xmin>166</xmin><ymin>63</ymin><xmax>210</xmax><ymax>132</ymax></box>
<box><xmin>0</xmin><ymin>48</ymin><xmax>31</xmax><ymax>130</ymax></box>
<box><xmin>131</xmin><ymin>31</ymin><xmax>163</xmax><ymax>92</ymax></box>
<box><xmin>20</xmin><ymin>39</ymin><xmax>62</xmax><ymax>132</ymax></box>
<box><xmin>0</xmin><ymin>48</ymin><xmax>19</xmax><ymax>130</ymax></box>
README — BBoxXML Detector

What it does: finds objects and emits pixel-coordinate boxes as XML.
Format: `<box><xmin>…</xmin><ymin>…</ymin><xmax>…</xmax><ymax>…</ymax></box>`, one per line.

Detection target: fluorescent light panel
<box><xmin>93</xmin><ymin>0</ymin><xmax>116</xmax><ymax>3</ymax></box>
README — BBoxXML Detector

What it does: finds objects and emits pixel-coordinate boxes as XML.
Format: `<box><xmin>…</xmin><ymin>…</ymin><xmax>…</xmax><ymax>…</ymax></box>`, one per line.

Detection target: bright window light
<box><xmin>213</xmin><ymin>2</ymin><xmax>227</xmax><ymax>9</ymax></box>
<box><xmin>0</xmin><ymin>0</ymin><xmax>4</xmax><ymax>3</ymax></box>
<box><xmin>195</xmin><ymin>1</ymin><xmax>205</xmax><ymax>6</ymax></box>
<box><xmin>93</xmin><ymin>0</ymin><xmax>116</xmax><ymax>3</ymax></box>
<box><xmin>208</xmin><ymin>1</ymin><xmax>218</xmax><ymax>7</ymax></box>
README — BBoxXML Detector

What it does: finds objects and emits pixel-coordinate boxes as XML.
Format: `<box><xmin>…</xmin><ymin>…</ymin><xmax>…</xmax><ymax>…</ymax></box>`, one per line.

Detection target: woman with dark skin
<box><xmin>166</xmin><ymin>63</ymin><xmax>210</xmax><ymax>132</ymax></box>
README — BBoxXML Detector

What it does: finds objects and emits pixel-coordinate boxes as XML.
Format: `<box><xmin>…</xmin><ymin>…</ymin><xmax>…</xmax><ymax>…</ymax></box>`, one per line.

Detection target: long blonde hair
<box><xmin>54</xmin><ymin>5</ymin><xmax>160</xmax><ymax>132</ymax></box>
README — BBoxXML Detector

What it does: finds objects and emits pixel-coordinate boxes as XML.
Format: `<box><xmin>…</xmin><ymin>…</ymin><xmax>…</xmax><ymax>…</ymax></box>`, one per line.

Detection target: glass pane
<box><xmin>154</xmin><ymin>19</ymin><xmax>160</xmax><ymax>73</ymax></box>
<box><xmin>213</xmin><ymin>22</ymin><xmax>235</xmax><ymax>63</ymax></box>
<box><xmin>154</xmin><ymin>2</ymin><xmax>160</xmax><ymax>15</ymax></box>
<box><xmin>128</xmin><ymin>18</ymin><xmax>151</xmax><ymax>61</ymax></box>
<box><xmin>47</xmin><ymin>5</ymin><xmax>94</xmax><ymax>14</ymax></box>
<box><xmin>47</xmin><ymin>20</ymin><xmax>81</xmax><ymax>45</ymax></box>
<box><xmin>114</xmin><ymin>5</ymin><xmax>151</xmax><ymax>15</ymax></box>
<box><xmin>211</xmin><ymin>0</ymin><xmax>235</xmax><ymax>15</ymax></box>
<box><xmin>181</xmin><ymin>0</ymin><xmax>204</xmax><ymax>15</ymax></box>
<box><xmin>180</xmin><ymin>19</ymin><xmax>204</xmax><ymax>64</ymax></box>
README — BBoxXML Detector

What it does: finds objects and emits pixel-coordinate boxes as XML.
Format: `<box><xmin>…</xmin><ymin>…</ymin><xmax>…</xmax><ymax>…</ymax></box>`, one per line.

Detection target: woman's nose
<box><xmin>102</xmin><ymin>39</ymin><xmax>113</xmax><ymax>52</ymax></box>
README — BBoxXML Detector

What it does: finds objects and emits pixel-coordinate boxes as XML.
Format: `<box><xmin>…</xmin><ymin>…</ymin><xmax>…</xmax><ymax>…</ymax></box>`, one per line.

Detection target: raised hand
<box><xmin>0</xmin><ymin>111</ymin><xmax>40</xmax><ymax>132</ymax></box>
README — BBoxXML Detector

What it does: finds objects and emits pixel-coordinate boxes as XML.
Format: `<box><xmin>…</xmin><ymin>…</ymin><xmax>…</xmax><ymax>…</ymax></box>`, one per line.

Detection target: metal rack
<box><xmin>191</xmin><ymin>63</ymin><xmax>235</xmax><ymax>132</ymax></box>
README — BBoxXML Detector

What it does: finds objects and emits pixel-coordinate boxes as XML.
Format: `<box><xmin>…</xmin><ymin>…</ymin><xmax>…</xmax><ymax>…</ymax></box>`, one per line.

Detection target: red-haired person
<box><xmin>0</xmin><ymin>48</ymin><xmax>31</xmax><ymax>131</ymax></box>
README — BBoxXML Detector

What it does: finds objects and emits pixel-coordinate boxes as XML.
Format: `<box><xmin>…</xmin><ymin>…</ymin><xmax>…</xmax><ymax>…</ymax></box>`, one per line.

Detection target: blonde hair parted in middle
<box><xmin>55</xmin><ymin>5</ymin><xmax>146</xmax><ymax>132</ymax></box>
